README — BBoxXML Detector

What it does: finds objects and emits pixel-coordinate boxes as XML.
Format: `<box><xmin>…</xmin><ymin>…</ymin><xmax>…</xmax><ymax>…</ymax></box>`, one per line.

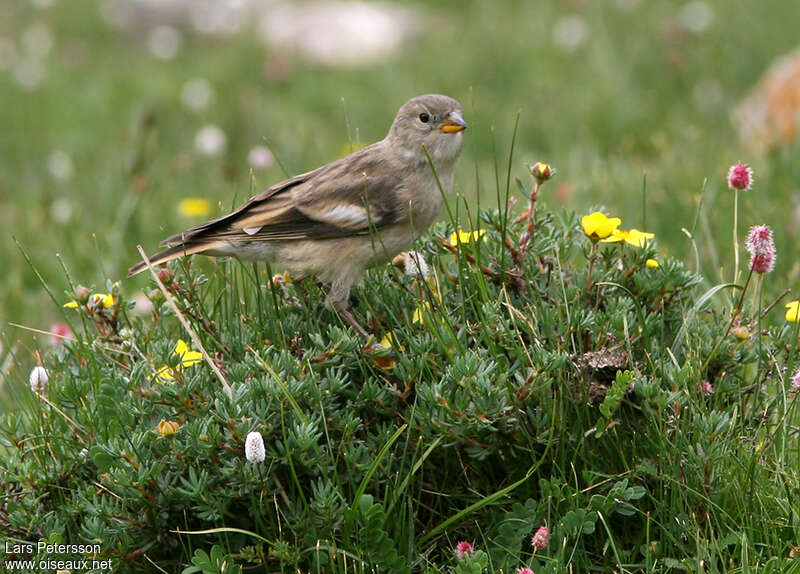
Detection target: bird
<box><xmin>129</xmin><ymin>94</ymin><xmax>467</xmax><ymax>336</ymax></box>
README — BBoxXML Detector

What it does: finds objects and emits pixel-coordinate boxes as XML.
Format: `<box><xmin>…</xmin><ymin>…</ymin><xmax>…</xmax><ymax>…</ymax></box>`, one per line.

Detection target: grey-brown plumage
<box><xmin>129</xmin><ymin>94</ymin><xmax>466</xmax><ymax>335</ymax></box>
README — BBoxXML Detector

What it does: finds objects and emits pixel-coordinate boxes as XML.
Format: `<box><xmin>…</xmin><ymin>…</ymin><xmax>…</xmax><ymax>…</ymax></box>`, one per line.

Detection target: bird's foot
<box><xmin>336</xmin><ymin>306</ymin><xmax>370</xmax><ymax>339</ymax></box>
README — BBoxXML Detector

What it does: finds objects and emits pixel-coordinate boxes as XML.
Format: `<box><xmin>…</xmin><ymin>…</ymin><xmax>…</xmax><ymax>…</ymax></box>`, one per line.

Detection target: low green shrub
<box><xmin>3</xmin><ymin>172</ymin><xmax>799</xmax><ymax>573</ymax></box>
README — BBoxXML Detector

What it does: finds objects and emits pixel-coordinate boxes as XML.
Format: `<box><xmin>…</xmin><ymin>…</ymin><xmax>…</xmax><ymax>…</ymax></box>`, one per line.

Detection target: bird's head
<box><xmin>387</xmin><ymin>94</ymin><xmax>466</xmax><ymax>165</ymax></box>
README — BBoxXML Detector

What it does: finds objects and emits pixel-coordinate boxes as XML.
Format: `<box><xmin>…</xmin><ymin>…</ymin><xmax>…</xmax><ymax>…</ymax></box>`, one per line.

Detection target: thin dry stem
<box><xmin>136</xmin><ymin>245</ymin><xmax>232</xmax><ymax>399</ymax></box>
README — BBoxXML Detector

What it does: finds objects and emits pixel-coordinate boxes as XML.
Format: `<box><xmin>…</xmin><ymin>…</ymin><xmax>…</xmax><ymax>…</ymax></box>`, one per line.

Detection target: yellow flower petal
<box><xmin>412</xmin><ymin>301</ymin><xmax>432</xmax><ymax>325</ymax></box>
<box><xmin>600</xmin><ymin>229</ymin><xmax>626</xmax><ymax>244</ymax></box>
<box><xmin>156</xmin><ymin>419</ymin><xmax>180</xmax><ymax>436</ymax></box>
<box><xmin>379</xmin><ymin>332</ymin><xmax>395</xmax><ymax>349</ymax></box>
<box><xmin>449</xmin><ymin>229</ymin><xmax>486</xmax><ymax>246</ymax></box>
<box><xmin>174</xmin><ymin>339</ymin><xmax>189</xmax><ymax>357</ymax></box>
<box><xmin>172</xmin><ymin>339</ymin><xmax>203</xmax><ymax>368</ymax></box>
<box><xmin>371</xmin><ymin>332</ymin><xmax>398</xmax><ymax>370</ymax></box>
<box><xmin>90</xmin><ymin>293</ymin><xmax>115</xmax><ymax>307</ymax></box>
<box><xmin>372</xmin><ymin>356</ymin><xmax>396</xmax><ymax>370</ymax></box>
<box><xmin>625</xmin><ymin>229</ymin><xmax>655</xmax><ymax>248</ymax></box>
<box><xmin>645</xmin><ymin>258</ymin><xmax>660</xmax><ymax>268</ymax></box>
<box><xmin>66</xmin><ymin>293</ymin><xmax>114</xmax><ymax>308</ymax></box>
<box><xmin>582</xmin><ymin>212</ymin><xmax>621</xmax><ymax>240</ymax></box>
<box><xmin>600</xmin><ymin>228</ymin><xmax>654</xmax><ymax>248</ymax></box>
<box><xmin>786</xmin><ymin>300</ymin><xmax>800</xmax><ymax>322</ymax></box>
<box><xmin>180</xmin><ymin>350</ymin><xmax>203</xmax><ymax>368</ymax></box>
<box><xmin>151</xmin><ymin>365</ymin><xmax>177</xmax><ymax>382</ymax></box>
<box><xmin>178</xmin><ymin>197</ymin><xmax>212</xmax><ymax>218</ymax></box>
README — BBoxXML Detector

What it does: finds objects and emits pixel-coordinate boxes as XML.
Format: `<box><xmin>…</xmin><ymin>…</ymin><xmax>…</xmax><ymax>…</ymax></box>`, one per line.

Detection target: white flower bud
<box><xmin>195</xmin><ymin>124</ymin><xmax>227</xmax><ymax>157</ymax></box>
<box><xmin>245</xmin><ymin>431</ymin><xmax>265</xmax><ymax>463</ymax></box>
<box><xmin>403</xmin><ymin>251</ymin><xmax>429</xmax><ymax>279</ymax></box>
<box><xmin>29</xmin><ymin>365</ymin><xmax>48</xmax><ymax>394</ymax></box>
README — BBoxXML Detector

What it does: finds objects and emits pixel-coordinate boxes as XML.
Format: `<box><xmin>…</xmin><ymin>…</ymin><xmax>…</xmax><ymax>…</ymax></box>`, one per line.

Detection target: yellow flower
<box><xmin>450</xmin><ymin>229</ymin><xmax>486</xmax><ymax>246</ymax></box>
<box><xmin>92</xmin><ymin>293</ymin><xmax>115</xmax><ymax>307</ymax></box>
<box><xmin>370</xmin><ymin>332</ymin><xmax>400</xmax><ymax>370</ymax></box>
<box><xmin>153</xmin><ymin>366</ymin><xmax>178</xmax><ymax>382</ymax></box>
<box><xmin>645</xmin><ymin>258</ymin><xmax>660</xmax><ymax>268</ymax></box>
<box><xmin>64</xmin><ymin>293</ymin><xmax>114</xmax><ymax>308</ymax></box>
<box><xmin>174</xmin><ymin>339</ymin><xmax>203</xmax><ymax>367</ymax></box>
<box><xmin>379</xmin><ymin>332</ymin><xmax>396</xmax><ymax>349</ymax></box>
<box><xmin>531</xmin><ymin>162</ymin><xmax>554</xmax><ymax>184</ymax></box>
<box><xmin>152</xmin><ymin>339</ymin><xmax>204</xmax><ymax>382</ymax></box>
<box><xmin>581</xmin><ymin>212</ymin><xmax>621</xmax><ymax>240</ymax></box>
<box><xmin>732</xmin><ymin>326</ymin><xmax>750</xmax><ymax>341</ymax></box>
<box><xmin>156</xmin><ymin>419</ymin><xmax>180</xmax><ymax>436</ymax></box>
<box><xmin>413</xmin><ymin>301</ymin><xmax>432</xmax><ymax>325</ymax></box>
<box><xmin>786</xmin><ymin>300</ymin><xmax>800</xmax><ymax>322</ymax></box>
<box><xmin>601</xmin><ymin>228</ymin><xmax>655</xmax><ymax>248</ymax></box>
<box><xmin>178</xmin><ymin>197</ymin><xmax>212</xmax><ymax>218</ymax></box>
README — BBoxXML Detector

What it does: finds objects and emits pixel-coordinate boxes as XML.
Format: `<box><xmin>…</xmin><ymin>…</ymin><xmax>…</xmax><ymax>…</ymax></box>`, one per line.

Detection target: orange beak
<box><xmin>440</xmin><ymin>110</ymin><xmax>467</xmax><ymax>133</ymax></box>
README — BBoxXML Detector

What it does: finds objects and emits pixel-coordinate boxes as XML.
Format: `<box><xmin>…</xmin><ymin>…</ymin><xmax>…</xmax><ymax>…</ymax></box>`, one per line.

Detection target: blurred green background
<box><xmin>3</xmin><ymin>0</ymin><xmax>800</xmax><ymax>367</ymax></box>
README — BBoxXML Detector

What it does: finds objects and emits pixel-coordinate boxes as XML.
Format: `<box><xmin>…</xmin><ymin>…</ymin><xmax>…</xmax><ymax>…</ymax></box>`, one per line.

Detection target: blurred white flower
<box><xmin>12</xmin><ymin>58</ymin><xmax>44</xmax><ymax>90</ymax></box>
<box><xmin>553</xmin><ymin>15</ymin><xmax>588</xmax><ymax>52</ymax></box>
<box><xmin>245</xmin><ymin>430</ymin><xmax>266</xmax><ymax>462</ymax></box>
<box><xmin>22</xmin><ymin>22</ymin><xmax>54</xmax><ymax>59</ymax></box>
<box><xmin>50</xmin><ymin>197</ymin><xmax>73</xmax><ymax>223</ymax></box>
<box><xmin>259</xmin><ymin>1</ymin><xmax>420</xmax><ymax>67</ymax></box>
<box><xmin>47</xmin><ymin>150</ymin><xmax>74</xmax><ymax>181</ymax></box>
<box><xmin>147</xmin><ymin>25</ymin><xmax>182</xmax><ymax>60</ymax></box>
<box><xmin>100</xmin><ymin>0</ymin><xmax>251</xmax><ymax>36</ymax></box>
<box><xmin>404</xmin><ymin>251</ymin><xmax>430</xmax><ymax>279</ymax></box>
<box><xmin>181</xmin><ymin>77</ymin><xmax>214</xmax><ymax>111</ymax></box>
<box><xmin>190</xmin><ymin>0</ymin><xmax>247</xmax><ymax>36</ymax></box>
<box><xmin>29</xmin><ymin>365</ymin><xmax>48</xmax><ymax>394</ymax></box>
<box><xmin>194</xmin><ymin>124</ymin><xmax>227</xmax><ymax>156</ymax></box>
<box><xmin>0</xmin><ymin>37</ymin><xmax>16</xmax><ymax>71</ymax></box>
<box><xmin>248</xmin><ymin>145</ymin><xmax>274</xmax><ymax>170</ymax></box>
<box><xmin>679</xmin><ymin>2</ymin><xmax>713</xmax><ymax>33</ymax></box>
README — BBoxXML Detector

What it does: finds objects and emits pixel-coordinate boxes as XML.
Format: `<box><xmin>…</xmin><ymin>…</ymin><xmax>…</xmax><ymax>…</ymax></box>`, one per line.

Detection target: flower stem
<box><xmin>733</xmin><ymin>190</ymin><xmax>740</xmax><ymax>285</ymax></box>
<box><xmin>587</xmin><ymin>242</ymin><xmax>598</xmax><ymax>294</ymax></box>
<box><xmin>519</xmin><ymin>182</ymin><xmax>540</xmax><ymax>255</ymax></box>
<box><xmin>748</xmin><ymin>274</ymin><xmax>765</xmax><ymax>418</ymax></box>
<box><xmin>725</xmin><ymin>267</ymin><xmax>753</xmax><ymax>338</ymax></box>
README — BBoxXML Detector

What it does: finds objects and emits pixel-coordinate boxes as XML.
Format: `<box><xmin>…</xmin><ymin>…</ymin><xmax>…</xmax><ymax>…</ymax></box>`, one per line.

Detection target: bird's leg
<box><xmin>327</xmin><ymin>276</ymin><xmax>370</xmax><ymax>338</ymax></box>
<box><xmin>336</xmin><ymin>305</ymin><xmax>370</xmax><ymax>339</ymax></box>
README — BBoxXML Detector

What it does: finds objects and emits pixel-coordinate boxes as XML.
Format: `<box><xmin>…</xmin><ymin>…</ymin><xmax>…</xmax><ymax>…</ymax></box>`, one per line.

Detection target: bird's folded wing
<box><xmin>159</xmin><ymin>170</ymin><xmax>314</xmax><ymax>245</ymax></box>
<box><xmin>161</xmin><ymin>146</ymin><xmax>406</xmax><ymax>245</ymax></box>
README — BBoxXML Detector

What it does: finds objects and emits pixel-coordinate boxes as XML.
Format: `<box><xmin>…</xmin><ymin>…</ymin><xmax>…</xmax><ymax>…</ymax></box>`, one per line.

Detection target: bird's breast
<box><xmin>405</xmin><ymin>168</ymin><xmax>452</xmax><ymax>234</ymax></box>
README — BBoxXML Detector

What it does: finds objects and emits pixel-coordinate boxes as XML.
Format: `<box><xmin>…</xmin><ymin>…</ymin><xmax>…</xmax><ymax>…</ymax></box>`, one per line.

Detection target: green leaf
<box><xmin>89</xmin><ymin>445</ymin><xmax>116</xmax><ymax>471</ymax></box>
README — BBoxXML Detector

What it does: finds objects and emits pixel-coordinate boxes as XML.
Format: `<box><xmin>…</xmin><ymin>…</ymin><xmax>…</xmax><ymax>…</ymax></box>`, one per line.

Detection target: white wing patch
<box><xmin>243</xmin><ymin>227</ymin><xmax>262</xmax><ymax>235</ymax></box>
<box><xmin>322</xmin><ymin>204</ymin><xmax>369</xmax><ymax>228</ymax></box>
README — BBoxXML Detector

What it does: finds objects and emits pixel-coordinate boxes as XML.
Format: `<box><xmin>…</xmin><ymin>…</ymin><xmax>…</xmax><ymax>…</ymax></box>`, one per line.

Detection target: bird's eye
<box><xmin>419</xmin><ymin>112</ymin><xmax>430</xmax><ymax>123</ymax></box>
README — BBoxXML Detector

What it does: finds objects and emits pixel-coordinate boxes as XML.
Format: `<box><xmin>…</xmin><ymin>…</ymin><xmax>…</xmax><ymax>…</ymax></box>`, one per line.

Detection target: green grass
<box><xmin>4</xmin><ymin>0</ymin><xmax>800</xmax><ymax>338</ymax></box>
<box><xmin>4</xmin><ymin>0</ymin><xmax>800</xmax><ymax>571</ymax></box>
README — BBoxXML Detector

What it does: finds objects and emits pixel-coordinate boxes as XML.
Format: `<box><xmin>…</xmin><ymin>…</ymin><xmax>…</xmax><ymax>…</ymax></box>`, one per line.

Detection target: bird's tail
<box><xmin>128</xmin><ymin>241</ymin><xmax>224</xmax><ymax>277</ymax></box>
